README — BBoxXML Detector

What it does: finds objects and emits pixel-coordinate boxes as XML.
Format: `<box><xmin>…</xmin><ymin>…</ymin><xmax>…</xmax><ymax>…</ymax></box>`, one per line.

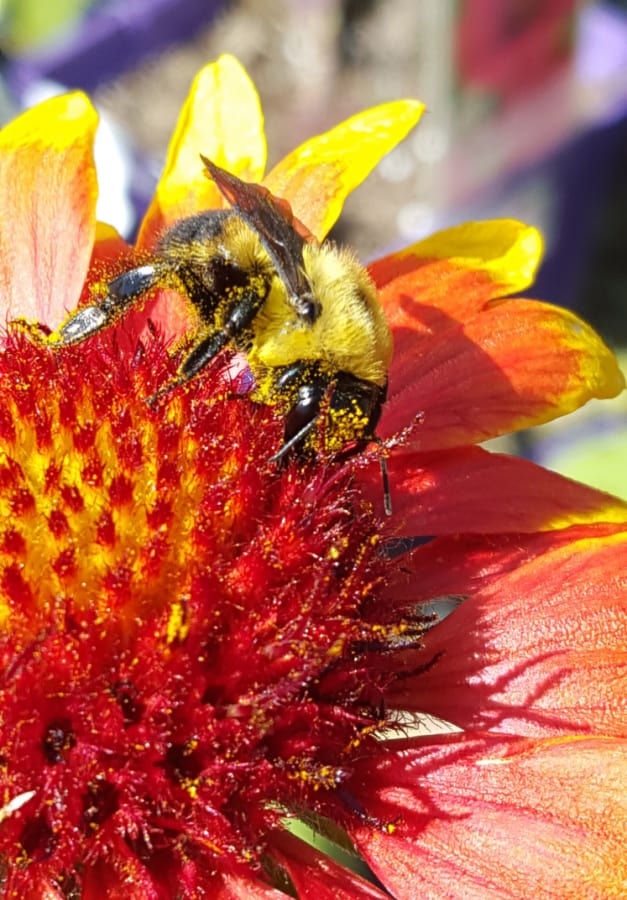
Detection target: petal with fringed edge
<box><xmin>271</xmin><ymin>831</ymin><xmax>390</xmax><ymax>899</ymax></box>
<box><xmin>0</xmin><ymin>92</ymin><xmax>98</xmax><ymax>326</ymax></box>
<box><xmin>385</xmin><ymin>525</ymin><xmax>627</xmax><ymax>736</ymax></box>
<box><xmin>361</xmin><ymin>446</ymin><xmax>627</xmax><ymax>531</ymax></box>
<box><xmin>265</xmin><ymin>100</ymin><xmax>424</xmax><ymax>241</ymax></box>
<box><xmin>380</xmin><ymin>296</ymin><xmax>624</xmax><ymax>447</ymax></box>
<box><xmin>349</xmin><ymin>734</ymin><xmax>627</xmax><ymax>900</ymax></box>
<box><xmin>138</xmin><ymin>54</ymin><xmax>266</xmax><ymax>249</ymax></box>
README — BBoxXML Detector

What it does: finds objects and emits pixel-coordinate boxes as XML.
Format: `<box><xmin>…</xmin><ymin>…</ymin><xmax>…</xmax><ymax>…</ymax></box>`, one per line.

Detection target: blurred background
<box><xmin>1</xmin><ymin>0</ymin><xmax>625</xmax><ymax>495</ymax></box>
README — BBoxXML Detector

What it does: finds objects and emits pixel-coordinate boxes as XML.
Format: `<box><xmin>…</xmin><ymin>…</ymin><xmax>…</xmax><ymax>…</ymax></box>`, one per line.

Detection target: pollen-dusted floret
<box><xmin>0</xmin><ymin>328</ymin><xmax>405</xmax><ymax>895</ymax></box>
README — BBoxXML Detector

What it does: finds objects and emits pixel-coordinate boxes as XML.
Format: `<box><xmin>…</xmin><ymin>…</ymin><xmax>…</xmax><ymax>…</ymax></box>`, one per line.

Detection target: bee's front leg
<box><xmin>49</xmin><ymin>265</ymin><xmax>160</xmax><ymax>346</ymax></box>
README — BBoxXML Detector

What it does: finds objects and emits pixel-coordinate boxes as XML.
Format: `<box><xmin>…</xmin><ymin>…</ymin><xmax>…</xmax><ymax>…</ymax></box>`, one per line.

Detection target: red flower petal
<box><xmin>0</xmin><ymin>93</ymin><xmax>98</xmax><ymax>325</ymax></box>
<box><xmin>271</xmin><ymin>830</ymin><xmax>390</xmax><ymax>899</ymax></box>
<box><xmin>350</xmin><ymin>734</ymin><xmax>627</xmax><ymax>900</ymax></box>
<box><xmin>386</xmin><ymin>526</ymin><xmax>627</xmax><ymax>736</ymax></box>
<box><xmin>362</xmin><ymin>446</ymin><xmax>627</xmax><ymax>532</ymax></box>
<box><xmin>380</xmin><ymin>297</ymin><xmax>624</xmax><ymax>447</ymax></box>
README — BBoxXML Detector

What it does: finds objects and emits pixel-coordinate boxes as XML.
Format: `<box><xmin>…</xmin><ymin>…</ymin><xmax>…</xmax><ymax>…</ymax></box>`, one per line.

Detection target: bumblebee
<box><xmin>49</xmin><ymin>157</ymin><xmax>393</xmax><ymax>461</ymax></box>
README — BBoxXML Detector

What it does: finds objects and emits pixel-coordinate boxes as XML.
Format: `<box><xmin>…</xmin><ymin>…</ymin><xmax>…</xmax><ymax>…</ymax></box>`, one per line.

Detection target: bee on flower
<box><xmin>0</xmin><ymin>55</ymin><xmax>625</xmax><ymax>900</ymax></box>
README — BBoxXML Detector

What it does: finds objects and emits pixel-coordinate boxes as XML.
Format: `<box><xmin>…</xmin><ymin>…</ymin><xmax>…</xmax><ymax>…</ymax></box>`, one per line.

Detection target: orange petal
<box><xmin>362</xmin><ymin>446</ymin><xmax>627</xmax><ymax>531</ymax></box>
<box><xmin>371</xmin><ymin>219</ymin><xmax>543</xmax><ymax>297</ymax></box>
<box><xmin>265</xmin><ymin>100</ymin><xmax>424</xmax><ymax>241</ymax></box>
<box><xmin>0</xmin><ymin>92</ymin><xmax>98</xmax><ymax>326</ymax></box>
<box><xmin>138</xmin><ymin>55</ymin><xmax>267</xmax><ymax>248</ymax></box>
<box><xmin>380</xmin><ymin>297</ymin><xmax>625</xmax><ymax>446</ymax></box>
<box><xmin>87</xmin><ymin>221</ymin><xmax>132</xmax><ymax>285</ymax></box>
<box><xmin>386</xmin><ymin>524</ymin><xmax>627</xmax><ymax>736</ymax></box>
<box><xmin>351</xmin><ymin>734</ymin><xmax>627</xmax><ymax>900</ymax></box>
<box><xmin>373</xmin><ymin>220</ymin><xmax>543</xmax><ymax>354</ymax></box>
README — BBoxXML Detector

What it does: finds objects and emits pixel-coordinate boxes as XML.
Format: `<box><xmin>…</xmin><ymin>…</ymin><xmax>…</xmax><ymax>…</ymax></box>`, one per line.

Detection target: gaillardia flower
<box><xmin>0</xmin><ymin>55</ymin><xmax>625</xmax><ymax>898</ymax></box>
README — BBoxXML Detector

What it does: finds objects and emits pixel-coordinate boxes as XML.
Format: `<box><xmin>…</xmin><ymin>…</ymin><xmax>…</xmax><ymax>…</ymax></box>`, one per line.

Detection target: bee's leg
<box><xmin>148</xmin><ymin>288</ymin><xmax>266</xmax><ymax>404</ymax></box>
<box><xmin>269</xmin><ymin>415</ymin><xmax>320</xmax><ymax>463</ymax></box>
<box><xmin>49</xmin><ymin>265</ymin><xmax>160</xmax><ymax>346</ymax></box>
<box><xmin>270</xmin><ymin>363</ymin><xmax>330</xmax><ymax>462</ymax></box>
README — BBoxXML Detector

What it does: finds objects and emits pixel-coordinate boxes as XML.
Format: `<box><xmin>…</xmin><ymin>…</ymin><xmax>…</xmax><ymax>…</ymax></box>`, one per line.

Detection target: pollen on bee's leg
<box><xmin>48</xmin><ymin>305</ymin><xmax>109</xmax><ymax>345</ymax></box>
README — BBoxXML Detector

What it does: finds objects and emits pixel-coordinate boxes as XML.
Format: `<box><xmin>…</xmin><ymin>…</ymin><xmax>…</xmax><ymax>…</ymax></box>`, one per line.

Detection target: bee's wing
<box><xmin>202</xmin><ymin>156</ymin><xmax>319</xmax><ymax>323</ymax></box>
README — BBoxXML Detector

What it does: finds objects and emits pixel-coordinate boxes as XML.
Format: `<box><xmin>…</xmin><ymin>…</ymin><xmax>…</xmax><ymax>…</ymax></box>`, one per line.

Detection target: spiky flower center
<box><xmin>0</xmin><ymin>331</ymin><xmax>394</xmax><ymax>892</ymax></box>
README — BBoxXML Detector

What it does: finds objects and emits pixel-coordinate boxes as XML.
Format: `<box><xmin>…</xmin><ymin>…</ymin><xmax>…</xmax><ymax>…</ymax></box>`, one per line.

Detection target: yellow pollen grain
<box><xmin>327</xmin><ymin>638</ymin><xmax>345</xmax><ymax>658</ymax></box>
<box><xmin>182</xmin><ymin>779</ymin><xmax>199</xmax><ymax>799</ymax></box>
<box><xmin>165</xmin><ymin>600</ymin><xmax>189</xmax><ymax>645</ymax></box>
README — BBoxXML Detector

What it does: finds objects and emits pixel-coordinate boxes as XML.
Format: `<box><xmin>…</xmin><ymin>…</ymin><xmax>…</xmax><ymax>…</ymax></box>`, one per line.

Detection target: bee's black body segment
<box><xmin>275</xmin><ymin>361</ymin><xmax>387</xmax><ymax>458</ymax></box>
<box><xmin>156</xmin><ymin>209</ymin><xmax>270</xmax><ymax>322</ymax></box>
<box><xmin>48</xmin><ymin>158</ymin><xmax>392</xmax><ymax>463</ymax></box>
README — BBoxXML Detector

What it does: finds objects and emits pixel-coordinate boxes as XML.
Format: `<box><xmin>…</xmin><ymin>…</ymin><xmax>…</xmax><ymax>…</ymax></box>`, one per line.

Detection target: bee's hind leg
<box><xmin>147</xmin><ymin>286</ymin><xmax>265</xmax><ymax>405</ymax></box>
<box><xmin>49</xmin><ymin>265</ymin><xmax>160</xmax><ymax>346</ymax></box>
<box><xmin>146</xmin><ymin>330</ymin><xmax>230</xmax><ymax>406</ymax></box>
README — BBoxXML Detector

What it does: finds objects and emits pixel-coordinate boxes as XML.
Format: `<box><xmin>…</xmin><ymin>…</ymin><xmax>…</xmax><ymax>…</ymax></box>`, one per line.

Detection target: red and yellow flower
<box><xmin>0</xmin><ymin>55</ymin><xmax>625</xmax><ymax>899</ymax></box>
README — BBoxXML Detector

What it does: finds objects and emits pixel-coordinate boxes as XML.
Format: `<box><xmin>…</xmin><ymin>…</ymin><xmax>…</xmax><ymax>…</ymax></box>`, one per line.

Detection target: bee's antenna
<box><xmin>372</xmin><ymin>412</ymin><xmax>426</xmax><ymax>517</ymax></box>
<box><xmin>371</xmin><ymin>438</ymin><xmax>393</xmax><ymax>516</ymax></box>
<box><xmin>379</xmin><ymin>452</ymin><xmax>392</xmax><ymax>517</ymax></box>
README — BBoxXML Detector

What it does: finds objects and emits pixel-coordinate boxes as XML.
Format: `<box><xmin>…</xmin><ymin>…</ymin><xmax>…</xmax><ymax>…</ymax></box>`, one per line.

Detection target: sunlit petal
<box><xmin>0</xmin><ymin>93</ymin><xmax>98</xmax><ymax>325</ymax></box>
<box><xmin>371</xmin><ymin>219</ymin><xmax>543</xmax><ymax>295</ymax></box>
<box><xmin>381</xmin><ymin>298</ymin><xmax>625</xmax><ymax>445</ymax></box>
<box><xmin>139</xmin><ymin>54</ymin><xmax>267</xmax><ymax>248</ymax></box>
<box><xmin>351</xmin><ymin>734</ymin><xmax>627</xmax><ymax>900</ymax></box>
<box><xmin>387</xmin><ymin>525</ymin><xmax>627</xmax><ymax>736</ymax></box>
<box><xmin>265</xmin><ymin>100</ymin><xmax>424</xmax><ymax>240</ymax></box>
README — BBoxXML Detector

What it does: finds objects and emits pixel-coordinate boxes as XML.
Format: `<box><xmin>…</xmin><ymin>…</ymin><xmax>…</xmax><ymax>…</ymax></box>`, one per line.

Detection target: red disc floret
<box><xmin>0</xmin><ymin>330</ymin><xmax>395</xmax><ymax>893</ymax></box>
